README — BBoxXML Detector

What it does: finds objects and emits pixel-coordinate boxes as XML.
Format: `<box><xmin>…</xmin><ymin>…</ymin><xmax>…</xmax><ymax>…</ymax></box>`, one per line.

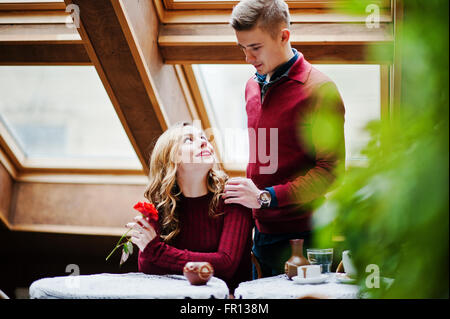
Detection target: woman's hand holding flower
<box><xmin>106</xmin><ymin>201</ymin><xmax>159</xmax><ymax>266</ymax></box>
<box><xmin>125</xmin><ymin>215</ymin><xmax>157</xmax><ymax>252</ymax></box>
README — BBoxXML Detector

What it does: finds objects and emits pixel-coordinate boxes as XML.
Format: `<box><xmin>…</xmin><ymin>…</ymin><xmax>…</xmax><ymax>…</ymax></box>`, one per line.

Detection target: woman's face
<box><xmin>177</xmin><ymin>126</ymin><xmax>215</xmax><ymax>172</ymax></box>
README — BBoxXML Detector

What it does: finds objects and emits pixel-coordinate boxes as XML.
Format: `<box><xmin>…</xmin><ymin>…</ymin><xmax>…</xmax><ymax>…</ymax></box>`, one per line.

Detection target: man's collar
<box><xmin>268</xmin><ymin>48</ymin><xmax>299</xmax><ymax>82</ymax></box>
<box><xmin>287</xmin><ymin>51</ymin><xmax>312</xmax><ymax>84</ymax></box>
<box><xmin>255</xmin><ymin>48</ymin><xmax>311</xmax><ymax>85</ymax></box>
<box><xmin>255</xmin><ymin>48</ymin><xmax>298</xmax><ymax>84</ymax></box>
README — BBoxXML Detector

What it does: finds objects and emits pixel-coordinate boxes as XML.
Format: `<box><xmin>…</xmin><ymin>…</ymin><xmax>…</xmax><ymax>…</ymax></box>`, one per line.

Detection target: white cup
<box><xmin>342</xmin><ymin>250</ymin><xmax>357</xmax><ymax>277</ymax></box>
<box><xmin>297</xmin><ymin>265</ymin><xmax>322</xmax><ymax>279</ymax></box>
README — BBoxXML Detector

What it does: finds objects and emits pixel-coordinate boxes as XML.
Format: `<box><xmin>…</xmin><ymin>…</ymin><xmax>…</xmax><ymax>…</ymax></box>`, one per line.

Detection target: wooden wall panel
<box><xmin>11</xmin><ymin>182</ymin><xmax>146</xmax><ymax>229</ymax></box>
<box><xmin>0</xmin><ymin>162</ymin><xmax>13</xmax><ymax>228</ymax></box>
<box><xmin>0</xmin><ymin>229</ymin><xmax>139</xmax><ymax>298</ymax></box>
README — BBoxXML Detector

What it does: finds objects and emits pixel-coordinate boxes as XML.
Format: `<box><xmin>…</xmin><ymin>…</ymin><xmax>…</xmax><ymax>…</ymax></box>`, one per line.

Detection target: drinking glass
<box><xmin>307</xmin><ymin>248</ymin><xmax>333</xmax><ymax>273</ymax></box>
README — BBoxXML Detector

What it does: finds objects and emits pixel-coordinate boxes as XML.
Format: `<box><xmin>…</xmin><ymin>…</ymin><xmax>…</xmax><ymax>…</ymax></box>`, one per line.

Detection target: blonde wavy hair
<box><xmin>144</xmin><ymin>122</ymin><xmax>228</xmax><ymax>243</ymax></box>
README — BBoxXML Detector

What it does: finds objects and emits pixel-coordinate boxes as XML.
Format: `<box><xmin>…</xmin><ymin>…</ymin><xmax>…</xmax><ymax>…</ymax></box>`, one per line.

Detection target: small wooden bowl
<box><xmin>183</xmin><ymin>262</ymin><xmax>214</xmax><ymax>285</ymax></box>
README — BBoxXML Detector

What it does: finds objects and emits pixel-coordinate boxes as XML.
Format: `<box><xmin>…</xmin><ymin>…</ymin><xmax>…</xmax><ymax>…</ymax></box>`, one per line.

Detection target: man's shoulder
<box><xmin>308</xmin><ymin>66</ymin><xmax>335</xmax><ymax>87</ymax></box>
<box><xmin>244</xmin><ymin>75</ymin><xmax>260</xmax><ymax>94</ymax></box>
<box><xmin>245</xmin><ymin>75</ymin><xmax>257</xmax><ymax>86</ymax></box>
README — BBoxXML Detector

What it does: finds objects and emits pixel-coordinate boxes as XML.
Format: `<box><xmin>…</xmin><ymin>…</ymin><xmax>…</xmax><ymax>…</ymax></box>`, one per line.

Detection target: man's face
<box><xmin>235</xmin><ymin>26</ymin><xmax>286</xmax><ymax>76</ymax></box>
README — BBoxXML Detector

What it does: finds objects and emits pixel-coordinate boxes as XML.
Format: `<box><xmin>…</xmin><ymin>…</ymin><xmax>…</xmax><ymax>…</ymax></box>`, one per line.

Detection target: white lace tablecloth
<box><xmin>234</xmin><ymin>273</ymin><xmax>359</xmax><ymax>299</ymax></box>
<box><xmin>29</xmin><ymin>273</ymin><xmax>229</xmax><ymax>299</ymax></box>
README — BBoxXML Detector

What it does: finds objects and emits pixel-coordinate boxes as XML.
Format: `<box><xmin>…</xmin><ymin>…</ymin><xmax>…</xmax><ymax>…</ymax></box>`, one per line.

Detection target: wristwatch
<box><xmin>257</xmin><ymin>190</ymin><xmax>272</xmax><ymax>209</ymax></box>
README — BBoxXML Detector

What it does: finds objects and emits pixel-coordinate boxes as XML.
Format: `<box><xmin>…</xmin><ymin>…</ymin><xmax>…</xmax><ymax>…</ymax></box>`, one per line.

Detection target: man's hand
<box><xmin>223</xmin><ymin>177</ymin><xmax>261</xmax><ymax>209</ymax></box>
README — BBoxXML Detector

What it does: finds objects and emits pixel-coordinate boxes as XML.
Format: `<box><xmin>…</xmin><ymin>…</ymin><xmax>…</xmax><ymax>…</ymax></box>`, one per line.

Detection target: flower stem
<box><xmin>106</xmin><ymin>228</ymin><xmax>131</xmax><ymax>261</ymax></box>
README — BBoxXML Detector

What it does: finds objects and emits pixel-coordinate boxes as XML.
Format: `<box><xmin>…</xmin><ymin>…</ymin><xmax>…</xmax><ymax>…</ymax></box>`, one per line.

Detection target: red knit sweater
<box><xmin>246</xmin><ymin>52</ymin><xmax>346</xmax><ymax>234</ymax></box>
<box><xmin>138</xmin><ymin>192</ymin><xmax>253</xmax><ymax>291</ymax></box>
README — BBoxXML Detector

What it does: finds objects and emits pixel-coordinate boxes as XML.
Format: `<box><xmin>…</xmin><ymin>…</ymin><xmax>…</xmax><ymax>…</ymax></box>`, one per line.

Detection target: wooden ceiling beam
<box><xmin>63</xmin><ymin>0</ymin><xmax>159</xmax><ymax>175</ymax></box>
<box><xmin>162</xmin><ymin>0</ymin><xmax>392</xmax><ymax>11</ymax></box>
<box><xmin>0</xmin><ymin>8</ymin><xmax>90</xmax><ymax>64</ymax></box>
<box><xmin>159</xmin><ymin>23</ymin><xmax>393</xmax><ymax>45</ymax></box>
<box><xmin>63</xmin><ymin>0</ymin><xmax>194</xmax><ymax>174</ymax></box>
<box><xmin>161</xmin><ymin>44</ymin><xmax>392</xmax><ymax>64</ymax></box>
<box><xmin>0</xmin><ymin>10</ymin><xmax>71</xmax><ymax>24</ymax></box>
<box><xmin>157</xmin><ymin>9</ymin><xmax>392</xmax><ymax>24</ymax></box>
<box><xmin>0</xmin><ymin>23</ymin><xmax>80</xmax><ymax>42</ymax></box>
<box><xmin>0</xmin><ymin>43</ymin><xmax>90</xmax><ymax>64</ymax></box>
<box><xmin>0</xmin><ymin>21</ymin><xmax>88</xmax><ymax>64</ymax></box>
<box><xmin>114</xmin><ymin>0</ymin><xmax>192</xmax><ymax>128</ymax></box>
<box><xmin>0</xmin><ymin>2</ymin><xmax>66</xmax><ymax>11</ymax></box>
<box><xmin>153</xmin><ymin>0</ymin><xmax>392</xmax><ymax>24</ymax></box>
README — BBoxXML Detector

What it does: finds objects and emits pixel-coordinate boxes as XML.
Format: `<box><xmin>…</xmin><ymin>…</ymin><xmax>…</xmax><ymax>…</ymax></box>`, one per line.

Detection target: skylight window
<box><xmin>0</xmin><ymin>65</ymin><xmax>142</xmax><ymax>170</ymax></box>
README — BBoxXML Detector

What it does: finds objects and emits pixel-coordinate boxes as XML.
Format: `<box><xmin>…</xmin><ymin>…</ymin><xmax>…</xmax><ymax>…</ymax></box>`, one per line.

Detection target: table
<box><xmin>29</xmin><ymin>272</ymin><xmax>229</xmax><ymax>299</ymax></box>
<box><xmin>234</xmin><ymin>273</ymin><xmax>359</xmax><ymax>299</ymax></box>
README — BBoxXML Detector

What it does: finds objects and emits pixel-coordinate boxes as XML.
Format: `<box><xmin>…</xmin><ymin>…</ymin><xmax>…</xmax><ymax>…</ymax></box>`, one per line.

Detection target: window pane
<box><xmin>0</xmin><ymin>66</ymin><xmax>142</xmax><ymax>169</ymax></box>
<box><xmin>314</xmin><ymin>65</ymin><xmax>380</xmax><ymax>161</ymax></box>
<box><xmin>193</xmin><ymin>64</ymin><xmax>253</xmax><ymax>170</ymax></box>
<box><xmin>193</xmin><ymin>64</ymin><xmax>381</xmax><ymax>168</ymax></box>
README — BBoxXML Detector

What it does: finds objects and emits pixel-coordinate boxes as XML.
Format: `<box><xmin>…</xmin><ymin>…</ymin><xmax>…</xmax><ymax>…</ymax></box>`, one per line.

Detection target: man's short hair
<box><xmin>230</xmin><ymin>0</ymin><xmax>291</xmax><ymax>38</ymax></box>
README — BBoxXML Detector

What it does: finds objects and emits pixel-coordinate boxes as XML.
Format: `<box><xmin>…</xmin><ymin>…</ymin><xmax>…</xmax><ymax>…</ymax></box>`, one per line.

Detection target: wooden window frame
<box><xmin>154</xmin><ymin>0</ymin><xmax>393</xmax><ymax>24</ymax></box>
<box><xmin>0</xmin><ymin>1</ymin><xmax>66</xmax><ymax>11</ymax></box>
<box><xmin>0</xmin><ymin>61</ymin><xmax>147</xmax><ymax>181</ymax></box>
<box><xmin>162</xmin><ymin>0</ymin><xmax>391</xmax><ymax>11</ymax></box>
<box><xmin>0</xmin><ymin>117</ymin><xmax>147</xmax><ymax>184</ymax></box>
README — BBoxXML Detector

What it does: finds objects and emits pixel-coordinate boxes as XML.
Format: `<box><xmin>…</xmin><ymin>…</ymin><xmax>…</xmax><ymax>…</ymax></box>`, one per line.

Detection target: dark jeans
<box><xmin>252</xmin><ymin>228</ymin><xmax>312</xmax><ymax>279</ymax></box>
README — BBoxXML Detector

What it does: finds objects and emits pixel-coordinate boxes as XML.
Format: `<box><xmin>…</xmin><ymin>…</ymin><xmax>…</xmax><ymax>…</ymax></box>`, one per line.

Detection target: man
<box><xmin>223</xmin><ymin>0</ymin><xmax>346</xmax><ymax>278</ymax></box>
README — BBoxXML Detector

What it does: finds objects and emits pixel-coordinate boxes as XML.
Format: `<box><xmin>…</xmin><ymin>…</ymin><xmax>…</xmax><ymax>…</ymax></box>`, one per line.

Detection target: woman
<box><xmin>125</xmin><ymin>122</ymin><xmax>253</xmax><ymax>292</ymax></box>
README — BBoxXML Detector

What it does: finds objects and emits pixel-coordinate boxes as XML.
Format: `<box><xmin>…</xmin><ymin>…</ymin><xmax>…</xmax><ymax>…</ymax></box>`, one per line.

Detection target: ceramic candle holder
<box><xmin>284</xmin><ymin>239</ymin><xmax>310</xmax><ymax>279</ymax></box>
<box><xmin>183</xmin><ymin>262</ymin><xmax>214</xmax><ymax>285</ymax></box>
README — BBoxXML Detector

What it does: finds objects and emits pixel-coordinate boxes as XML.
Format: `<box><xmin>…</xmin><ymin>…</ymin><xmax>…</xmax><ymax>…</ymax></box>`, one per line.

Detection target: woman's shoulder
<box><xmin>217</xmin><ymin>196</ymin><xmax>252</xmax><ymax>216</ymax></box>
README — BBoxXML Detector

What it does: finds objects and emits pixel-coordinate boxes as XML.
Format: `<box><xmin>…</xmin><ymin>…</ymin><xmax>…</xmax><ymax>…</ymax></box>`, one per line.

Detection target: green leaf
<box><xmin>126</xmin><ymin>241</ymin><xmax>134</xmax><ymax>256</ymax></box>
<box><xmin>105</xmin><ymin>228</ymin><xmax>131</xmax><ymax>261</ymax></box>
<box><xmin>120</xmin><ymin>249</ymin><xmax>129</xmax><ymax>267</ymax></box>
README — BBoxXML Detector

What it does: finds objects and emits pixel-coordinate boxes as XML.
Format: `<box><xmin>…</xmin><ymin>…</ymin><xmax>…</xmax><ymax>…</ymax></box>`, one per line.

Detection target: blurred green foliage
<box><xmin>313</xmin><ymin>0</ymin><xmax>449</xmax><ymax>298</ymax></box>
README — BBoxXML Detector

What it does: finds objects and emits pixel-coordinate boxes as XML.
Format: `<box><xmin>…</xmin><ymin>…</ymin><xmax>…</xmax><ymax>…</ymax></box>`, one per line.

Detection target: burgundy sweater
<box><xmin>138</xmin><ymin>192</ymin><xmax>253</xmax><ymax>292</ymax></box>
<box><xmin>246</xmin><ymin>52</ymin><xmax>346</xmax><ymax>234</ymax></box>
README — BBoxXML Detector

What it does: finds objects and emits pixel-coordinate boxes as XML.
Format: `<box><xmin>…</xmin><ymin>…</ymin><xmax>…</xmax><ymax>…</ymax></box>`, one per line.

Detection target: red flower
<box><xmin>133</xmin><ymin>202</ymin><xmax>159</xmax><ymax>223</ymax></box>
<box><xmin>106</xmin><ymin>201</ymin><xmax>159</xmax><ymax>265</ymax></box>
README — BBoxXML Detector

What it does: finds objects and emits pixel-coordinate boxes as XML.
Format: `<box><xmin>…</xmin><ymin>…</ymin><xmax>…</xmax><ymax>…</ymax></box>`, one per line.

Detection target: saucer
<box><xmin>292</xmin><ymin>274</ymin><xmax>328</xmax><ymax>284</ymax></box>
<box><xmin>335</xmin><ymin>273</ymin><xmax>356</xmax><ymax>284</ymax></box>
